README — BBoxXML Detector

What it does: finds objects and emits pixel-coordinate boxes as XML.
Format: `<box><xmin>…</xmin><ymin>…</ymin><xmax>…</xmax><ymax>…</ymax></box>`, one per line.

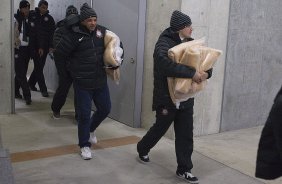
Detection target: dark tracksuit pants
<box><xmin>15</xmin><ymin>46</ymin><xmax>31</xmax><ymax>100</ymax></box>
<box><xmin>74</xmin><ymin>84</ymin><xmax>111</xmax><ymax>148</ymax></box>
<box><xmin>51</xmin><ymin>59</ymin><xmax>73</xmax><ymax>113</ymax></box>
<box><xmin>137</xmin><ymin>104</ymin><xmax>194</xmax><ymax>173</ymax></box>
<box><xmin>28</xmin><ymin>48</ymin><xmax>48</xmax><ymax>93</ymax></box>
<box><xmin>255</xmin><ymin>90</ymin><xmax>282</xmax><ymax>180</ymax></box>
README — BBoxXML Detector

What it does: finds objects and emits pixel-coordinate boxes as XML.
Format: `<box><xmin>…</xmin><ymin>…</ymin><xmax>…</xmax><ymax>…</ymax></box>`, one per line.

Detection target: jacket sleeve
<box><xmin>154</xmin><ymin>37</ymin><xmax>196</xmax><ymax>78</ymax></box>
<box><xmin>53</xmin><ymin>30</ymin><xmax>78</xmax><ymax>60</ymax></box>
<box><xmin>206</xmin><ymin>68</ymin><xmax>213</xmax><ymax>79</ymax></box>
<box><xmin>48</xmin><ymin>16</ymin><xmax>56</xmax><ymax>48</ymax></box>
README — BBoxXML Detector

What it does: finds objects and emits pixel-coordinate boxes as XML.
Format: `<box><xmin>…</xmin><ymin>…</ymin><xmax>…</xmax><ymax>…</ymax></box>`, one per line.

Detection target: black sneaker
<box><xmin>176</xmin><ymin>171</ymin><xmax>199</xmax><ymax>184</ymax></box>
<box><xmin>15</xmin><ymin>93</ymin><xmax>23</xmax><ymax>99</ymax></box>
<box><xmin>29</xmin><ymin>85</ymin><xmax>38</xmax><ymax>91</ymax></box>
<box><xmin>138</xmin><ymin>154</ymin><xmax>150</xmax><ymax>164</ymax></box>
<box><xmin>52</xmin><ymin>111</ymin><xmax>61</xmax><ymax>119</ymax></box>
<box><xmin>25</xmin><ymin>98</ymin><xmax>32</xmax><ymax>105</ymax></box>
<box><xmin>41</xmin><ymin>91</ymin><xmax>49</xmax><ymax>97</ymax></box>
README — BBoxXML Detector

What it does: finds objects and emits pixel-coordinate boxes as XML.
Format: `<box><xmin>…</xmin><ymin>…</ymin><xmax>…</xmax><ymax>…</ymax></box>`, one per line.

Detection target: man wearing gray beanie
<box><xmin>53</xmin><ymin>3</ymin><xmax>112</xmax><ymax>160</ymax></box>
<box><xmin>137</xmin><ymin>10</ymin><xmax>213</xmax><ymax>184</ymax></box>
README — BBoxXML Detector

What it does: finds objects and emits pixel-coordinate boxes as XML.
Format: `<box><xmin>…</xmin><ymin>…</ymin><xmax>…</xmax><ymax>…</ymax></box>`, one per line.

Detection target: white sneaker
<box><xmin>80</xmin><ymin>147</ymin><xmax>92</xmax><ymax>160</ymax></box>
<box><xmin>89</xmin><ymin>132</ymin><xmax>97</xmax><ymax>144</ymax></box>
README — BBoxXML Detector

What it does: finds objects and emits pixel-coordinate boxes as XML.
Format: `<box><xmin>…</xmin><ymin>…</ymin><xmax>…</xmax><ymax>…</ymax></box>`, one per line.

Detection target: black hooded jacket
<box><xmin>54</xmin><ymin>24</ymin><xmax>107</xmax><ymax>90</ymax></box>
<box><xmin>29</xmin><ymin>8</ymin><xmax>55</xmax><ymax>50</ymax></box>
<box><xmin>152</xmin><ymin>28</ymin><xmax>212</xmax><ymax>110</ymax></box>
<box><xmin>14</xmin><ymin>10</ymin><xmax>31</xmax><ymax>41</ymax></box>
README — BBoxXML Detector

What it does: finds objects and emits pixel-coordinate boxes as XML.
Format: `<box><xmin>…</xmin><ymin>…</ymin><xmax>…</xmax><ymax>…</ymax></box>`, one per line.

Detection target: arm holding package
<box><xmin>104</xmin><ymin>30</ymin><xmax>124</xmax><ymax>68</ymax></box>
<box><xmin>154</xmin><ymin>36</ymin><xmax>196</xmax><ymax>78</ymax></box>
<box><xmin>104</xmin><ymin>30</ymin><xmax>124</xmax><ymax>83</ymax></box>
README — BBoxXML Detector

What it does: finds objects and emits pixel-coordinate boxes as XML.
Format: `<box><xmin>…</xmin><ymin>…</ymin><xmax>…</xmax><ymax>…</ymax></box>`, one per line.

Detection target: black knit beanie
<box><xmin>80</xmin><ymin>3</ymin><xmax>97</xmax><ymax>22</ymax></box>
<box><xmin>170</xmin><ymin>10</ymin><xmax>192</xmax><ymax>32</ymax></box>
<box><xmin>66</xmin><ymin>5</ymin><xmax>78</xmax><ymax>17</ymax></box>
<box><xmin>19</xmin><ymin>0</ymin><xmax>30</xmax><ymax>9</ymax></box>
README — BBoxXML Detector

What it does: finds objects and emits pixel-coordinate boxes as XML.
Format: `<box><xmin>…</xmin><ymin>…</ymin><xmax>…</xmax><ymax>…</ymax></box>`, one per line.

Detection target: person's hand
<box><xmin>38</xmin><ymin>48</ymin><xmax>44</xmax><ymax>57</ymax></box>
<box><xmin>192</xmin><ymin>71</ymin><xmax>202</xmax><ymax>84</ymax></box>
<box><xmin>200</xmin><ymin>71</ymin><xmax>209</xmax><ymax>81</ymax></box>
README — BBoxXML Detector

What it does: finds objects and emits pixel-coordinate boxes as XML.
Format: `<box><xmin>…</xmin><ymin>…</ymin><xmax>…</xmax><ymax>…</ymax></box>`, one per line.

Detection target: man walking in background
<box><xmin>14</xmin><ymin>0</ymin><xmax>32</xmax><ymax>105</ymax></box>
<box><xmin>28</xmin><ymin>0</ymin><xmax>55</xmax><ymax>97</ymax></box>
<box><xmin>51</xmin><ymin>5</ymin><xmax>79</xmax><ymax>119</ymax></box>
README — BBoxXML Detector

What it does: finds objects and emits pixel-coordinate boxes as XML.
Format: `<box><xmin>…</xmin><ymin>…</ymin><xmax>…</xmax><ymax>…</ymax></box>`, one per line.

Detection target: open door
<box><xmin>91</xmin><ymin>0</ymin><xmax>146</xmax><ymax>127</ymax></box>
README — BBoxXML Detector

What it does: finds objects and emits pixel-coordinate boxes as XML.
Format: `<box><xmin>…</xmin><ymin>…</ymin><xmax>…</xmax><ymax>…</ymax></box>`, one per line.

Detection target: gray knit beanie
<box><xmin>170</xmin><ymin>10</ymin><xmax>192</xmax><ymax>32</ymax></box>
<box><xmin>80</xmin><ymin>3</ymin><xmax>97</xmax><ymax>21</ymax></box>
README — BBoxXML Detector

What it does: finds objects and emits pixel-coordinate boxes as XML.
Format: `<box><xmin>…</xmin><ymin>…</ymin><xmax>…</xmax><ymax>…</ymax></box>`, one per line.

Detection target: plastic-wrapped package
<box><xmin>103</xmin><ymin>30</ymin><xmax>123</xmax><ymax>83</ymax></box>
<box><xmin>167</xmin><ymin>38</ymin><xmax>222</xmax><ymax>106</ymax></box>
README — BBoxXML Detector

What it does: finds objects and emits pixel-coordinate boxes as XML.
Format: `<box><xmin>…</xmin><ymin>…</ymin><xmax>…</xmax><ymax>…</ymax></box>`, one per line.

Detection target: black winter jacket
<box><xmin>256</xmin><ymin>86</ymin><xmax>282</xmax><ymax>180</ymax></box>
<box><xmin>54</xmin><ymin>24</ymin><xmax>107</xmax><ymax>90</ymax></box>
<box><xmin>29</xmin><ymin>8</ymin><xmax>55</xmax><ymax>50</ymax></box>
<box><xmin>53</xmin><ymin>15</ymin><xmax>80</xmax><ymax>69</ymax></box>
<box><xmin>152</xmin><ymin>28</ymin><xmax>212</xmax><ymax>110</ymax></box>
<box><xmin>53</xmin><ymin>15</ymin><xmax>80</xmax><ymax>54</ymax></box>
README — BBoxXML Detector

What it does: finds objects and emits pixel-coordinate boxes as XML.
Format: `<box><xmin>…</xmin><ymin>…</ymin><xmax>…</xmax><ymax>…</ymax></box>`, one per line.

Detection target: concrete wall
<box><xmin>141</xmin><ymin>0</ymin><xmax>181</xmax><ymax>138</ymax></box>
<box><xmin>181</xmin><ymin>0</ymin><xmax>230</xmax><ymax>135</ymax></box>
<box><xmin>141</xmin><ymin>0</ymin><xmax>230</xmax><ymax>137</ymax></box>
<box><xmin>0</xmin><ymin>0</ymin><xmax>13</xmax><ymax>114</ymax></box>
<box><xmin>221</xmin><ymin>0</ymin><xmax>282</xmax><ymax>131</ymax></box>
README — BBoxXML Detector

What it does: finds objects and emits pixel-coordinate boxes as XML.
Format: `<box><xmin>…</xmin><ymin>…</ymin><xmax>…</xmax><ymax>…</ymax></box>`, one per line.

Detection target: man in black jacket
<box><xmin>51</xmin><ymin>5</ymin><xmax>79</xmax><ymax>119</ymax></box>
<box><xmin>137</xmin><ymin>10</ymin><xmax>212</xmax><ymax>184</ymax></box>
<box><xmin>28</xmin><ymin>0</ymin><xmax>55</xmax><ymax>97</ymax></box>
<box><xmin>14</xmin><ymin>0</ymin><xmax>32</xmax><ymax>105</ymax></box>
<box><xmin>256</xmin><ymin>85</ymin><xmax>282</xmax><ymax>180</ymax></box>
<box><xmin>54</xmin><ymin>3</ymin><xmax>111</xmax><ymax>160</ymax></box>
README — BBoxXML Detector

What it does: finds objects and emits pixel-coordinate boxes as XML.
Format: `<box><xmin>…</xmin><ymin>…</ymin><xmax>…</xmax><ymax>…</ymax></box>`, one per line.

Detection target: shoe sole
<box><xmin>89</xmin><ymin>139</ymin><xmax>97</xmax><ymax>144</ymax></box>
<box><xmin>136</xmin><ymin>156</ymin><xmax>150</xmax><ymax>164</ymax></box>
<box><xmin>80</xmin><ymin>153</ymin><xmax>92</xmax><ymax>160</ymax></box>
<box><xmin>81</xmin><ymin>156</ymin><xmax>92</xmax><ymax>160</ymax></box>
<box><xmin>52</xmin><ymin>115</ymin><xmax>61</xmax><ymax>120</ymax></box>
<box><xmin>176</xmin><ymin>175</ymin><xmax>199</xmax><ymax>184</ymax></box>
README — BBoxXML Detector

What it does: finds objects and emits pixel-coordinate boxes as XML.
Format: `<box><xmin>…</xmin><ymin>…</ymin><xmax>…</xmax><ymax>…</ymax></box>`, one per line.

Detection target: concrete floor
<box><xmin>0</xmin><ymin>90</ymin><xmax>281</xmax><ymax>184</ymax></box>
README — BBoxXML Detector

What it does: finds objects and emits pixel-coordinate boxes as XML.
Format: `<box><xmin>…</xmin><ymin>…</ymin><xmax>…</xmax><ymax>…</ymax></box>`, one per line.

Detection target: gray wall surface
<box><xmin>221</xmin><ymin>0</ymin><xmax>282</xmax><ymax>131</ymax></box>
<box><xmin>0</xmin><ymin>0</ymin><xmax>13</xmax><ymax>114</ymax></box>
<box><xmin>182</xmin><ymin>0</ymin><xmax>230</xmax><ymax>135</ymax></box>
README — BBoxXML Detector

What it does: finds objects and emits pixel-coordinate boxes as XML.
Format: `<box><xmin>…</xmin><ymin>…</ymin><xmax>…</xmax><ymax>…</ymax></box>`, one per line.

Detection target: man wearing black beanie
<box><xmin>54</xmin><ymin>3</ymin><xmax>112</xmax><ymax>160</ymax></box>
<box><xmin>28</xmin><ymin>0</ymin><xmax>55</xmax><ymax>97</ymax></box>
<box><xmin>137</xmin><ymin>10</ymin><xmax>213</xmax><ymax>184</ymax></box>
<box><xmin>14</xmin><ymin>0</ymin><xmax>32</xmax><ymax>105</ymax></box>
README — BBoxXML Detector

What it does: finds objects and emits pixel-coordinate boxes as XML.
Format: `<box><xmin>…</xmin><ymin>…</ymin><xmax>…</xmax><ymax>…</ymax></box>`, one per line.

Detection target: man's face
<box><xmin>81</xmin><ymin>17</ymin><xmax>97</xmax><ymax>32</ymax></box>
<box><xmin>39</xmin><ymin>4</ymin><xmax>48</xmax><ymax>15</ymax></box>
<box><xmin>20</xmin><ymin>6</ymin><xmax>30</xmax><ymax>17</ymax></box>
<box><xmin>179</xmin><ymin>25</ymin><xmax>193</xmax><ymax>38</ymax></box>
